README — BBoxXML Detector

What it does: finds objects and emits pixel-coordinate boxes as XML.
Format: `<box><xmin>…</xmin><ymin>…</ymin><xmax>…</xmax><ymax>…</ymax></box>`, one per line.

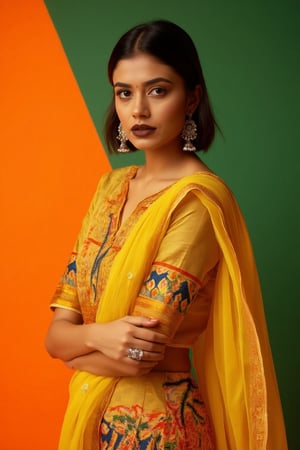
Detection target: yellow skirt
<box><xmin>100</xmin><ymin>372</ymin><xmax>215</xmax><ymax>449</ymax></box>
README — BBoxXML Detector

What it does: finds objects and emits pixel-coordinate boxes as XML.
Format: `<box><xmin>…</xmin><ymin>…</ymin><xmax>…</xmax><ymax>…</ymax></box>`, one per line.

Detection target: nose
<box><xmin>132</xmin><ymin>93</ymin><xmax>150</xmax><ymax>118</ymax></box>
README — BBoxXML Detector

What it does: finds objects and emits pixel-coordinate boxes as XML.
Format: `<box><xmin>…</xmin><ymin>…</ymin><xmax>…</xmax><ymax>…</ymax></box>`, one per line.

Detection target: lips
<box><xmin>131</xmin><ymin>124</ymin><xmax>156</xmax><ymax>137</ymax></box>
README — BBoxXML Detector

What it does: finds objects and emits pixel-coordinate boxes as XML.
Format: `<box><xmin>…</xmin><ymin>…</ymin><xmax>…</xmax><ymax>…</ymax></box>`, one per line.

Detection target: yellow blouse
<box><xmin>51</xmin><ymin>166</ymin><xmax>220</xmax><ymax>348</ymax></box>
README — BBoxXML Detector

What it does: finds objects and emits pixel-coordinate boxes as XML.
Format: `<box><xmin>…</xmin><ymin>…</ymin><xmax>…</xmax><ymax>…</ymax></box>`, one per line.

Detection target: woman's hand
<box><xmin>86</xmin><ymin>316</ymin><xmax>168</xmax><ymax>363</ymax></box>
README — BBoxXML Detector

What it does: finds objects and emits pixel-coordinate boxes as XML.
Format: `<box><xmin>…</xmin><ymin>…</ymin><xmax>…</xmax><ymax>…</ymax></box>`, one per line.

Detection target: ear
<box><xmin>186</xmin><ymin>84</ymin><xmax>202</xmax><ymax>115</ymax></box>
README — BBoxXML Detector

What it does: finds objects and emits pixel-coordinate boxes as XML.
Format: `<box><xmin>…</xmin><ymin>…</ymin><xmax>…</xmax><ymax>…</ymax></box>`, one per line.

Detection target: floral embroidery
<box><xmin>101</xmin><ymin>405</ymin><xmax>165</xmax><ymax>449</ymax></box>
<box><xmin>140</xmin><ymin>263</ymin><xmax>202</xmax><ymax>314</ymax></box>
<box><xmin>100</xmin><ymin>375</ymin><xmax>215</xmax><ymax>449</ymax></box>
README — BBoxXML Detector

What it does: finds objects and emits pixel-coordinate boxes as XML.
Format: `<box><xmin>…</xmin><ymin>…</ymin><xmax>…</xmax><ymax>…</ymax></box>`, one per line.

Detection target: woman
<box><xmin>45</xmin><ymin>20</ymin><xmax>287</xmax><ymax>450</ymax></box>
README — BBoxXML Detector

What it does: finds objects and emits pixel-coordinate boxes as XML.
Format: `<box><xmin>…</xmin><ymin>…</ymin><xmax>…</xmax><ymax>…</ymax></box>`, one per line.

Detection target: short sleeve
<box><xmin>50</xmin><ymin>251</ymin><xmax>81</xmax><ymax>314</ymax></box>
<box><xmin>49</xmin><ymin>176</ymin><xmax>106</xmax><ymax>314</ymax></box>
<box><xmin>154</xmin><ymin>191</ymin><xmax>219</xmax><ymax>280</ymax></box>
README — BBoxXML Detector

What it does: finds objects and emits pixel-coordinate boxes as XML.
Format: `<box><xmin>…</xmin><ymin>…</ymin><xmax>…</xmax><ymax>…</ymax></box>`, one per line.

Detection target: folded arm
<box><xmin>45</xmin><ymin>307</ymin><xmax>168</xmax><ymax>376</ymax></box>
<box><xmin>46</xmin><ymin>192</ymin><xmax>219</xmax><ymax>377</ymax></box>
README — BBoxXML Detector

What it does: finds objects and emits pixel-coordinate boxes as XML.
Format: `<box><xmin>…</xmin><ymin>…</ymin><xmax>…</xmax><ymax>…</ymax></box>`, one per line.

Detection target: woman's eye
<box><xmin>116</xmin><ymin>90</ymin><xmax>131</xmax><ymax>99</ymax></box>
<box><xmin>150</xmin><ymin>87</ymin><xmax>166</xmax><ymax>96</ymax></box>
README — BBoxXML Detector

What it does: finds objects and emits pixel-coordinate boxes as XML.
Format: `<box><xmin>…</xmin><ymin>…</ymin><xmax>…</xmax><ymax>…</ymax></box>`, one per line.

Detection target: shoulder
<box><xmin>188</xmin><ymin>172</ymin><xmax>233</xmax><ymax>198</ymax></box>
<box><xmin>99</xmin><ymin>165</ymin><xmax>136</xmax><ymax>186</ymax></box>
<box><xmin>173</xmin><ymin>190</ymin><xmax>208</xmax><ymax>220</ymax></box>
<box><xmin>171</xmin><ymin>172</ymin><xmax>235</xmax><ymax>212</ymax></box>
<box><xmin>168</xmin><ymin>171</ymin><xmax>243</xmax><ymax>232</ymax></box>
<box><xmin>187</xmin><ymin>172</ymin><xmax>238</xmax><ymax>213</ymax></box>
<box><xmin>83</xmin><ymin>166</ymin><xmax>137</xmax><ymax>214</ymax></box>
<box><xmin>94</xmin><ymin>165</ymin><xmax>137</xmax><ymax>196</ymax></box>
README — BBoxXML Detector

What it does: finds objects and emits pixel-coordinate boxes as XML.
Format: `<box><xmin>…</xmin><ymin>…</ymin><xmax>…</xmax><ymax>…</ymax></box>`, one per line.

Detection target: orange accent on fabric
<box><xmin>133</xmin><ymin>295</ymin><xmax>183</xmax><ymax>339</ymax></box>
<box><xmin>154</xmin><ymin>260</ymin><xmax>203</xmax><ymax>287</ymax></box>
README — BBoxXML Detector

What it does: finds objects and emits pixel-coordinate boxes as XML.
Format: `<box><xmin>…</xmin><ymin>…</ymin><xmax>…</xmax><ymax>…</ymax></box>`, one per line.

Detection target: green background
<box><xmin>44</xmin><ymin>0</ymin><xmax>299</xmax><ymax>447</ymax></box>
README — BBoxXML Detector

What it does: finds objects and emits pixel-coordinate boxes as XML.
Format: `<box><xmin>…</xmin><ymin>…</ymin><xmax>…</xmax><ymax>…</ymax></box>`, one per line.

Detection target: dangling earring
<box><xmin>117</xmin><ymin>123</ymin><xmax>130</xmax><ymax>153</ymax></box>
<box><xmin>181</xmin><ymin>115</ymin><xmax>197</xmax><ymax>152</ymax></box>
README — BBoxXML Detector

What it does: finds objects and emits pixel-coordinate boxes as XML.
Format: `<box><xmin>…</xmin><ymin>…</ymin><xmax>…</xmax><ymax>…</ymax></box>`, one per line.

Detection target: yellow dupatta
<box><xmin>58</xmin><ymin>172</ymin><xmax>287</xmax><ymax>450</ymax></box>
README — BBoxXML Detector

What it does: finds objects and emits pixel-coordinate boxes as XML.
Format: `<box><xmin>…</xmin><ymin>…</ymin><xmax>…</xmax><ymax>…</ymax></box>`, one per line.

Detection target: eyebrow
<box><xmin>113</xmin><ymin>77</ymin><xmax>173</xmax><ymax>88</ymax></box>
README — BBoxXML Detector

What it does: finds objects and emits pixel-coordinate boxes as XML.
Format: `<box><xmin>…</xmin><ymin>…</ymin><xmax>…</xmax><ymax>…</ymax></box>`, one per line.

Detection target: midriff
<box><xmin>153</xmin><ymin>346</ymin><xmax>191</xmax><ymax>372</ymax></box>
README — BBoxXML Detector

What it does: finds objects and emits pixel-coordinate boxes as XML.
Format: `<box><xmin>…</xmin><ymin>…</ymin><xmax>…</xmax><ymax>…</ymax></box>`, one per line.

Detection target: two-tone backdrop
<box><xmin>1</xmin><ymin>1</ymin><xmax>299</xmax><ymax>448</ymax></box>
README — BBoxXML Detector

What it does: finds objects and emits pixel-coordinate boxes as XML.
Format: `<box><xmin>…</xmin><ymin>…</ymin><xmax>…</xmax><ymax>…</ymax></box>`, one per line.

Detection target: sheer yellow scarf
<box><xmin>58</xmin><ymin>172</ymin><xmax>287</xmax><ymax>450</ymax></box>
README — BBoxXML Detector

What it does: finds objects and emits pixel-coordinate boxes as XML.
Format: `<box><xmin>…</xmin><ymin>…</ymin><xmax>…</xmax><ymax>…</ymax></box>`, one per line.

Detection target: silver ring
<box><xmin>127</xmin><ymin>347</ymin><xmax>144</xmax><ymax>361</ymax></box>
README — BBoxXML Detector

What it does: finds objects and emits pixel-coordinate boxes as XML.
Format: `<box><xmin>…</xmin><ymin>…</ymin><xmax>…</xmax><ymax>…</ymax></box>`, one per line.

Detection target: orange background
<box><xmin>0</xmin><ymin>1</ymin><xmax>110</xmax><ymax>448</ymax></box>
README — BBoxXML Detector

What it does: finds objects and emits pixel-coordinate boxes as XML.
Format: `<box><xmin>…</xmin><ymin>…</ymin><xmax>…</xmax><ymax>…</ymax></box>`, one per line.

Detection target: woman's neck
<box><xmin>137</xmin><ymin>149</ymin><xmax>209</xmax><ymax>182</ymax></box>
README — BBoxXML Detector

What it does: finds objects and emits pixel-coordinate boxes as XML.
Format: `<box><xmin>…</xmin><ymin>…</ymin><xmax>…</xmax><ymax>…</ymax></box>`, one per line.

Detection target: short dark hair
<box><xmin>104</xmin><ymin>20</ymin><xmax>217</xmax><ymax>153</ymax></box>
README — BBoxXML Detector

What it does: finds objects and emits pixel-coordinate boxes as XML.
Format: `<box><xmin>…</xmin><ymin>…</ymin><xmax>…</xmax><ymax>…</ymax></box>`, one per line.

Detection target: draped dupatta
<box><xmin>58</xmin><ymin>172</ymin><xmax>287</xmax><ymax>450</ymax></box>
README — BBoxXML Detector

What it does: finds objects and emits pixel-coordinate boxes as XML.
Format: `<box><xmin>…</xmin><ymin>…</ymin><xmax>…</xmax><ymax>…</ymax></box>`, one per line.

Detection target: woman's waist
<box><xmin>153</xmin><ymin>346</ymin><xmax>191</xmax><ymax>372</ymax></box>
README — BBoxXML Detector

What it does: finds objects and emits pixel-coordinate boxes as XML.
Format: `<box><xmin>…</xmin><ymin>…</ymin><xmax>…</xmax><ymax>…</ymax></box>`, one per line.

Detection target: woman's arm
<box><xmin>65</xmin><ymin>350</ymin><xmax>160</xmax><ymax>377</ymax></box>
<box><xmin>45</xmin><ymin>308</ymin><xmax>89</xmax><ymax>360</ymax></box>
<box><xmin>45</xmin><ymin>308</ymin><xmax>168</xmax><ymax>363</ymax></box>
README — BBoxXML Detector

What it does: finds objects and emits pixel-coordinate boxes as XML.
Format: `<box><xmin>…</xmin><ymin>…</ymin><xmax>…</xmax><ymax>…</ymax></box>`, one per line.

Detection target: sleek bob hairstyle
<box><xmin>104</xmin><ymin>20</ymin><xmax>217</xmax><ymax>153</ymax></box>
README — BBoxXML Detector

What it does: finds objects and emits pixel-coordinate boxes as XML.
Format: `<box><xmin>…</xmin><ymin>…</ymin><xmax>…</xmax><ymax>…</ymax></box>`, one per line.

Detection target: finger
<box><xmin>124</xmin><ymin>316</ymin><xmax>159</xmax><ymax>328</ymax></box>
<box><xmin>133</xmin><ymin>328</ymin><xmax>169</xmax><ymax>345</ymax></box>
<box><xmin>127</xmin><ymin>359</ymin><xmax>157</xmax><ymax>368</ymax></box>
<box><xmin>131</xmin><ymin>337</ymin><xmax>166</xmax><ymax>354</ymax></box>
<box><xmin>126</xmin><ymin>345</ymin><xmax>165</xmax><ymax>362</ymax></box>
<box><xmin>139</xmin><ymin>350</ymin><xmax>165</xmax><ymax>362</ymax></box>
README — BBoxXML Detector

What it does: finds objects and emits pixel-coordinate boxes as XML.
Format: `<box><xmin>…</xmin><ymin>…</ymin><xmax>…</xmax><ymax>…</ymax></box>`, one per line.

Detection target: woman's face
<box><xmin>112</xmin><ymin>53</ymin><xmax>198</xmax><ymax>153</ymax></box>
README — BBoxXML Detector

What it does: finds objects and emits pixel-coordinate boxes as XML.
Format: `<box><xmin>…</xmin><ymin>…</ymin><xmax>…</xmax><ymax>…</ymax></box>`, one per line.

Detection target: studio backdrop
<box><xmin>1</xmin><ymin>1</ymin><xmax>298</xmax><ymax>449</ymax></box>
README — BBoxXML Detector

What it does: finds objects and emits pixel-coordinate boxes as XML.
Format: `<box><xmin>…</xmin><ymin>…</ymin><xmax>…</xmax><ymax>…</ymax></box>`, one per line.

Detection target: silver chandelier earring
<box><xmin>181</xmin><ymin>115</ymin><xmax>197</xmax><ymax>152</ymax></box>
<box><xmin>117</xmin><ymin>123</ymin><xmax>130</xmax><ymax>153</ymax></box>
